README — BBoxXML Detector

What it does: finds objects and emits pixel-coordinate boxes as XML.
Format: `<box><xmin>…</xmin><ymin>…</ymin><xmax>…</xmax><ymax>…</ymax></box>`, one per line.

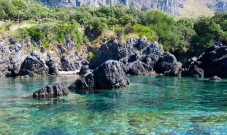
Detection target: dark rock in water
<box><xmin>94</xmin><ymin>60</ymin><xmax>130</xmax><ymax>89</ymax></box>
<box><xmin>155</xmin><ymin>52</ymin><xmax>182</xmax><ymax>76</ymax></box>
<box><xmin>68</xmin><ymin>73</ymin><xmax>95</xmax><ymax>94</ymax></box>
<box><xmin>183</xmin><ymin>42</ymin><xmax>227</xmax><ymax>78</ymax></box>
<box><xmin>210</xmin><ymin>76</ymin><xmax>222</xmax><ymax>80</ymax></box>
<box><xmin>89</xmin><ymin>38</ymin><xmax>180</xmax><ymax>76</ymax></box>
<box><xmin>126</xmin><ymin>61</ymin><xmax>155</xmax><ymax>76</ymax></box>
<box><xmin>182</xmin><ymin>57</ymin><xmax>204</xmax><ymax>78</ymax></box>
<box><xmin>69</xmin><ymin>60</ymin><xmax>130</xmax><ymax>93</ymax></box>
<box><xmin>46</xmin><ymin>59</ymin><xmax>59</xmax><ymax>75</ymax></box>
<box><xmin>33</xmin><ymin>83</ymin><xmax>68</xmax><ymax>99</ymax></box>
<box><xmin>19</xmin><ymin>52</ymin><xmax>49</xmax><ymax>77</ymax></box>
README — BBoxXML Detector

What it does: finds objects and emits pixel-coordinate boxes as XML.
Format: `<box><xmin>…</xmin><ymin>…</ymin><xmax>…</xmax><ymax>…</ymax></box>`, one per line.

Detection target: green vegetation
<box><xmin>0</xmin><ymin>0</ymin><xmax>226</xmax><ymax>60</ymax></box>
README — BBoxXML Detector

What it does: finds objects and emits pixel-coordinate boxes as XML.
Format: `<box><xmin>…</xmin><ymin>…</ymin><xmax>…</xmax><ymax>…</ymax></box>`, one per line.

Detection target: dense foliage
<box><xmin>0</xmin><ymin>0</ymin><xmax>226</xmax><ymax>60</ymax></box>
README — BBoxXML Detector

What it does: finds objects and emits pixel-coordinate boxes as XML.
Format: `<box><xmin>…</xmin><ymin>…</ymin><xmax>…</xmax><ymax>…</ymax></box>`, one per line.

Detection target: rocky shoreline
<box><xmin>0</xmin><ymin>37</ymin><xmax>226</xmax><ymax>98</ymax></box>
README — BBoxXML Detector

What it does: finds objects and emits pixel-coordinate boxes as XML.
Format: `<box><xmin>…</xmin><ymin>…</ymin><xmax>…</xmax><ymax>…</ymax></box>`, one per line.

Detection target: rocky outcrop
<box><xmin>69</xmin><ymin>73</ymin><xmax>95</xmax><ymax>93</ymax></box>
<box><xmin>90</xmin><ymin>38</ymin><xmax>181</xmax><ymax>76</ymax></box>
<box><xmin>155</xmin><ymin>52</ymin><xmax>182</xmax><ymax>76</ymax></box>
<box><xmin>182</xmin><ymin>57</ymin><xmax>204</xmax><ymax>78</ymax></box>
<box><xmin>94</xmin><ymin>60</ymin><xmax>130</xmax><ymax>89</ymax></box>
<box><xmin>69</xmin><ymin>60</ymin><xmax>129</xmax><ymax>93</ymax></box>
<box><xmin>125</xmin><ymin>61</ymin><xmax>155</xmax><ymax>75</ymax></box>
<box><xmin>46</xmin><ymin>59</ymin><xmax>59</xmax><ymax>75</ymax></box>
<box><xmin>60</xmin><ymin>56</ymin><xmax>74</xmax><ymax>71</ymax></box>
<box><xmin>182</xmin><ymin>42</ymin><xmax>227</xmax><ymax>78</ymax></box>
<box><xmin>33</xmin><ymin>83</ymin><xmax>69</xmax><ymax>99</ymax></box>
<box><xmin>19</xmin><ymin>52</ymin><xmax>49</xmax><ymax>77</ymax></box>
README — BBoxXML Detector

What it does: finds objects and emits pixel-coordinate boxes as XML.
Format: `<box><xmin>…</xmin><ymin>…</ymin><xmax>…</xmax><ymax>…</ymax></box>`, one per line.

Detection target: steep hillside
<box><xmin>38</xmin><ymin>0</ymin><xmax>227</xmax><ymax>16</ymax></box>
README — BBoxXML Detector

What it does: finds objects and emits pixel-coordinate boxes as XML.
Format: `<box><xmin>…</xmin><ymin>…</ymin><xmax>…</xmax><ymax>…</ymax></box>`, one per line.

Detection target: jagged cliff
<box><xmin>38</xmin><ymin>0</ymin><xmax>227</xmax><ymax>16</ymax></box>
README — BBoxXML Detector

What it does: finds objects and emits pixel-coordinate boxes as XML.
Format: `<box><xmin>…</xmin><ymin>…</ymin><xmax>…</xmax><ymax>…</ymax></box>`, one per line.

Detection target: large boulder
<box><xmin>94</xmin><ymin>60</ymin><xmax>130</xmax><ymax>89</ymax></box>
<box><xmin>6</xmin><ymin>51</ymin><xmax>26</xmax><ymax>77</ymax></box>
<box><xmin>69</xmin><ymin>60</ymin><xmax>130</xmax><ymax>93</ymax></box>
<box><xmin>33</xmin><ymin>83</ymin><xmax>68</xmax><ymax>99</ymax></box>
<box><xmin>125</xmin><ymin>61</ymin><xmax>155</xmax><ymax>76</ymax></box>
<box><xmin>155</xmin><ymin>52</ymin><xmax>182</xmax><ymax>76</ymax></box>
<box><xmin>182</xmin><ymin>57</ymin><xmax>204</xmax><ymax>78</ymax></box>
<box><xmin>19</xmin><ymin>52</ymin><xmax>49</xmax><ymax>77</ymax></box>
<box><xmin>68</xmin><ymin>73</ymin><xmax>95</xmax><ymax>94</ymax></box>
<box><xmin>46</xmin><ymin>59</ymin><xmax>59</xmax><ymax>75</ymax></box>
<box><xmin>198</xmin><ymin>42</ymin><xmax>227</xmax><ymax>77</ymax></box>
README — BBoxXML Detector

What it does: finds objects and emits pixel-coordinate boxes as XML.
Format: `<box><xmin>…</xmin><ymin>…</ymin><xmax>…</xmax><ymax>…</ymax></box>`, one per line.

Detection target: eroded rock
<box><xmin>33</xmin><ymin>83</ymin><xmax>68</xmax><ymax>99</ymax></box>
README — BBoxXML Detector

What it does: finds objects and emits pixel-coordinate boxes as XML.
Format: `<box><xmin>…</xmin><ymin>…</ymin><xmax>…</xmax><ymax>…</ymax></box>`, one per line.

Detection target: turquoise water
<box><xmin>0</xmin><ymin>76</ymin><xmax>227</xmax><ymax>134</ymax></box>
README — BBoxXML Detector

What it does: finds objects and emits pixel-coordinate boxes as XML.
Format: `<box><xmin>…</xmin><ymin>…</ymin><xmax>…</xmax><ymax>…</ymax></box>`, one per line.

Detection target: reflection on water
<box><xmin>0</xmin><ymin>76</ymin><xmax>227</xmax><ymax>134</ymax></box>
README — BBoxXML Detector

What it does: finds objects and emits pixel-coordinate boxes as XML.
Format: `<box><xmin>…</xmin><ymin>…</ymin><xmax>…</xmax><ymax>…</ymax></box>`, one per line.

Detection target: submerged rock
<box><xmin>69</xmin><ymin>60</ymin><xmax>130</xmax><ymax>93</ymax></box>
<box><xmin>210</xmin><ymin>76</ymin><xmax>222</xmax><ymax>81</ymax></box>
<box><xmin>19</xmin><ymin>52</ymin><xmax>49</xmax><ymax>77</ymax></box>
<box><xmin>33</xmin><ymin>83</ymin><xmax>68</xmax><ymax>99</ymax></box>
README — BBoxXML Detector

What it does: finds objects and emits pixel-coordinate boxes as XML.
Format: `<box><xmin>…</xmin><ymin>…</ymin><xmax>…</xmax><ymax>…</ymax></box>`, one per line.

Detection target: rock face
<box><xmin>38</xmin><ymin>0</ymin><xmax>227</xmax><ymax>15</ymax></box>
<box><xmin>126</xmin><ymin>61</ymin><xmax>155</xmax><ymax>75</ymax></box>
<box><xmin>182</xmin><ymin>42</ymin><xmax>227</xmax><ymax>78</ymax></box>
<box><xmin>155</xmin><ymin>52</ymin><xmax>182</xmax><ymax>76</ymax></box>
<box><xmin>69</xmin><ymin>60</ymin><xmax>129</xmax><ymax>94</ymax></box>
<box><xmin>19</xmin><ymin>52</ymin><xmax>49</xmax><ymax>77</ymax></box>
<box><xmin>33</xmin><ymin>83</ymin><xmax>69</xmax><ymax>99</ymax></box>
<box><xmin>46</xmin><ymin>59</ymin><xmax>59</xmax><ymax>75</ymax></box>
<box><xmin>94</xmin><ymin>60</ymin><xmax>130</xmax><ymax>89</ymax></box>
<box><xmin>90</xmin><ymin>38</ymin><xmax>181</xmax><ymax>76</ymax></box>
<box><xmin>182</xmin><ymin>57</ymin><xmax>204</xmax><ymax>78</ymax></box>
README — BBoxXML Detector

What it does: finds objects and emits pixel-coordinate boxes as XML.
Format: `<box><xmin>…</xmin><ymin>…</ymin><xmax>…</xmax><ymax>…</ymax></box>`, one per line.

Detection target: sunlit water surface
<box><xmin>0</xmin><ymin>76</ymin><xmax>227</xmax><ymax>134</ymax></box>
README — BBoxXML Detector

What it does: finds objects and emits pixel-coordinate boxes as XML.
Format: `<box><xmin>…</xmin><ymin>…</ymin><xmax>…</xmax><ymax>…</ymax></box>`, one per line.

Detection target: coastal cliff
<box><xmin>38</xmin><ymin>0</ymin><xmax>227</xmax><ymax>16</ymax></box>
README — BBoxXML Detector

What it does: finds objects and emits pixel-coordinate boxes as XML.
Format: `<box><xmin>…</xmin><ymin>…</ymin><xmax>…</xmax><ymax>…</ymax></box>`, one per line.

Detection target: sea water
<box><xmin>0</xmin><ymin>76</ymin><xmax>226</xmax><ymax>134</ymax></box>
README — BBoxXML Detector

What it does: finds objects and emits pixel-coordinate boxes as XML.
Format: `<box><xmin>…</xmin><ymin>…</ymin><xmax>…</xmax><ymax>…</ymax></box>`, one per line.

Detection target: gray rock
<box><xmin>46</xmin><ymin>59</ymin><xmax>59</xmax><ymax>75</ymax></box>
<box><xmin>68</xmin><ymin>73</ymin><xmax>95</xmax><ymax>94</ymax></box>
<box><xmin>155</xmin><ymin>52</ymin><xmax>182</xmax><ymax>76</ymax></box>
<box><xmin>183</xmin><ymin>42</ymin><xmax>227</xmax><ymax>78</ymax></box>
<box><xmin>33</xmin><ymin>83</ymin><xmax>68</xmax><ymax>99</ymax></box>
<box><xmin>69</xmin><ymin>60</ymin><xmax>130</xmax><ymax>93</ymax></box>
<box><xmin>126</xmin><ymin>61</ymin><xmax>155</xmax><ymax>76</ymax></box>
<box><xmin>210</xmin><ymin>76</ymin><xmax>222</xmax><ymax>80</ymax></box>
<box><xmin>60</xmin><ymin>56</ymin><xmax>73</xmax><ymax>71</ymax></box>
<box><xmin>19</xmin><ymin>53</ymin><xmax>49</xmax><ymax>77</ymax></box>
<box><xmin>78</xmin><ymin>65</ymin><xmax>91</xmax><ymax>75</ymax></box>
<box><xmin>94</xmin><ymin>60</ymin><xmax>130</xmax><ymax>89</ymax></box>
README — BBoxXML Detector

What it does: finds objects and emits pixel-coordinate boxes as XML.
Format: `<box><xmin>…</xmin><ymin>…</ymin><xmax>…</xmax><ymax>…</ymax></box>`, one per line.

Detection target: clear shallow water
<box><xmin>0</xmin><ymin>76</ymin><xmax>227</xmax><ymax>134</ymax></box>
